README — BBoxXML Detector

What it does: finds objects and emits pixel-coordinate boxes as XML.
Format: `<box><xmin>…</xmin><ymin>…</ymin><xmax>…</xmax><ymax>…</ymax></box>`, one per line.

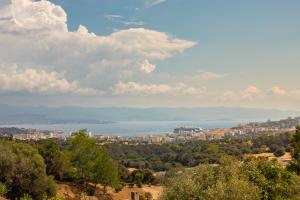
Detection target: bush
<box><xmin>161</xmin><ymin>156</ymin><xmax>300</xmax><ymax>200</ymax></box>
<box><xmin>273</xmin><ymin>147</ymin><xmax>285</xmax><ymax>157</ymax></box>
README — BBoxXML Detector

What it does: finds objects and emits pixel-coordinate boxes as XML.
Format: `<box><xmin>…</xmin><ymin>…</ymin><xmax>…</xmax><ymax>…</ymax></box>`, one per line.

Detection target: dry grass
<box><xmin>247</xmin><ymin>152</ymin><xmax>292</xmax><ymax>166</ymax></box>
<box><xmin>56</xmin><ymin>182</ymin><xmax>163</xmax><ymax>200</ymax></box>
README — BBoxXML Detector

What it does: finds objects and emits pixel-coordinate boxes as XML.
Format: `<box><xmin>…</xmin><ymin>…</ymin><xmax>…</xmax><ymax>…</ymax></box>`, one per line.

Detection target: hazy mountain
<box><xmin>0</xmin><ymin>104</ymin><xmax>299</xmax><ymax>124</ymax></box>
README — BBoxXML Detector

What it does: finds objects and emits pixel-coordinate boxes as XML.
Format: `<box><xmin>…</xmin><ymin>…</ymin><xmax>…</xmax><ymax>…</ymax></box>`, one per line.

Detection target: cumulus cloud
<box><xmin>139</xmin><ymin>59</ymin><xmax>156</xmax><ymax>74</ymax></box>
<box><xmin>220</xmin><ymin>85</ymin><xmax>262</xmax><ymax>102</ymax></box>
<box><xmin>220</xmin><ymin>85</ymin><xmax>300</xmax><ymax>103</ymax></box>
<box><xmin>114</xmin><ymin>82</ymin><xmax>206</xmax><ymax>96</ymax></box>
<box><xmin>268</xmin><ymin>86</ymin><xmax>287</xmax><ymax>96</ymax></box>
<box><xmin>0</xmin><ymin>0</ymin><xmax>195</xmax><ymax>95</ymax></box>
<box><xmin>0</xmin><ymin>64</ymin><xmax>97</xmax><ymax>95</ymax></box>
<box><xmin>241</xmin><ymin>85</ymin><xmax>262</xmax><ymax>99</ymax></box>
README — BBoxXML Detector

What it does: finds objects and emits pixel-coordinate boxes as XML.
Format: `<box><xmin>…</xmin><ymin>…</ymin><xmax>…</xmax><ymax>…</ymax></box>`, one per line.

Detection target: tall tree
<box><xmin>288</xmin><ymin>125</ymin><xmax>300</xmax><ymax>175</ymax></box>
<box><xmin>37</xmin><ymin>140</ymin><xmax>69</xmax><ymax>180</ymax></box>
<box><xmin>67</xmin><ymin>130</ymin><xmax>119</xmax><ymax>194</ymax></box>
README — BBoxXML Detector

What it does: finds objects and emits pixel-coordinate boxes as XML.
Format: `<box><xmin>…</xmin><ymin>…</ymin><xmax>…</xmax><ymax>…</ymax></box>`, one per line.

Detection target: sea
<box><xmin>0</xmin><ymin>119</ymin><xmax>252</xmax><ymax>136</ymax></box>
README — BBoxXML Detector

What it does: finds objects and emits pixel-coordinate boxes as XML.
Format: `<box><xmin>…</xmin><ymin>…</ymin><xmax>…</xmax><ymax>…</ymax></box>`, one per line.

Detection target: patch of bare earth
<box><xmin>247</xmin><ymin>152</ymin><xmax>292</xmax><ymax>166</ymax></box>
<box><xmin>108</xmin><ymin>185</ymin><xmax>163</xmax><ymax>200</ymax></box>
<box><xmin>56</xmin><ymin>182</ymin><xmax>163</xmax><ymax>200</ymax></box>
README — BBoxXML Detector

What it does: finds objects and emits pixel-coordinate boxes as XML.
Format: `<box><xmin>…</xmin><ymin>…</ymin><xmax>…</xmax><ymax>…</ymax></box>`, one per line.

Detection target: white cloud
<box><xmin>139</xmin><ymin>59</ymin><xmax>156</xmax><ymax>74</ymax></box>
<box><xmin>188</xmin><ymin>71</ymin><xmax>228</xmax><ymax>81</ymax></box>
<box><xmin>220</xmin><ymin>85</ymin><xmax>262</xmax><ymax>102</ymax></box>
<box><xmin>114</xmin><ymin>82</ymin><xmax>206</xmax><ymax>96</ymax></box>
<box><xmin>268</xmin><ymin>86</ymin><xmax>287</xmax><ymax>96</ymax></box>
<box><xmin>104</xmin><ymin>14</ymin><xmax>144</xmax><ymax>26</ymax></box>
<box><xmin>0</xmin><ymin>0</ymin><xmax>195</xmax><ymax>95</ymax></box>
<box><xmin>1</xmin><ymin>0</ymin><xmax>67</xmax><ymax>32</ymax></box>
<box><xmin>0</xmin><ymin>64</ymin><xmax>97</xmax><ymax>95</ymax></box>
<box><xmin>145</xmin><ymin>0</ymin><xmax>167</xmax><ymax>7</ymax></box>
<box><xmin>241</xmin><ymin>85</ymin><xmax>262</xmax><ymax>99</ymax></box>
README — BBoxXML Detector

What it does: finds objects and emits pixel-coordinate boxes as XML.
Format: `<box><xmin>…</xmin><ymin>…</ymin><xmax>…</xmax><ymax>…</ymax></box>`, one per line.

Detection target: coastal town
<box><xmin>0</xmin><ymin>117</ymin><xmax>299</xmax><ymax>144</ymax></box>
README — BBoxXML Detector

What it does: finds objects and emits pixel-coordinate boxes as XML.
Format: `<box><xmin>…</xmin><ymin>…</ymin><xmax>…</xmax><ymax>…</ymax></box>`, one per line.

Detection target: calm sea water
<box><xmin>0</xmin><ymin>120</ymin><xmax>249</xmax><ymax>136</ymax></box>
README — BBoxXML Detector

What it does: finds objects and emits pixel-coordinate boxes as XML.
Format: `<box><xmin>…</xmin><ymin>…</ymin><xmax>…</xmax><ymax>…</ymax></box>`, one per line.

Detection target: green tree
<box><xmin>67</xmin><ymin>130</ymin><xmax>119</xmax><ymax>194</ymax></box>
<box><xmin>0</xmin><ymin>141</ymin><xmax>56</xmax><ymax>199</ymax></box>
<box><xmin>131</xmin><ymin>170</ymin><xmax>144</xmax><ymax>188</ymax></box>
<box><xmin>143</xmin><ymin>169</ymin><xmax>156</xmax><ymax>185</ymax></box>
<box><xmin>288</xmin><ymin>125</ymin><xmax>300</xmax><ymax>175</ymax></box>
<box><xmin>38</xmin><ymin>140</ymin><xmax>71</xmax><ymax>180</ymax></box>
<box><xmin>243</xmin><ymin>157</ymin><xmax>300</xmax><ymax>200</ymax></box>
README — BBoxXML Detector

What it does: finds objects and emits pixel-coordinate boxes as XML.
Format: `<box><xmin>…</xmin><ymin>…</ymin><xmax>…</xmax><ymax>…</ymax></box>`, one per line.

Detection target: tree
<box><xmin>288</xmin><ymin>125</ymin><xmax>300</xmax><ymax>175</ymax></box>
<box><xmin>143</xmin><ymin>169</ymin><xmax>156</xmax><ymax>185</ymax></box>
<box><xmin>131</xmin><ymin>170</ymin><xmax>144</xmax><ymax>188</ymax></box>
<box><xmin>243</xmin><ymin>157</ymin><xmax>300</xmax><ymax>200</ymax></box>
<box><xmin>38</xmin><ymin>140</ymin><xmax>71</xmax><ymax>180</ymax></box>
<box><xmin>67</xmin><ymin>130</ymin><xmax>119</xmax><ymax>194</ymax></box>
<box><xmin>0</xmin><ymin>141</ymin><xmax>56</xmax><ymax>199</ymax></box>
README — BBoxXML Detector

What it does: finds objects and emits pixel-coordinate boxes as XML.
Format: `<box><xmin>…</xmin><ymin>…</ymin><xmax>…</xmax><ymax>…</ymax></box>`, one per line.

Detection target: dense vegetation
<box><xmin>0</xmin><ymin>127</ymin><xmax>299</xmax><ymax>199</ymax></box>
<box><xmin>161</xmin><ymin>156</ymin><xmax>300</xmax><ymax>200</ymax></box>
<box><xmin>161</xmin><ymin>126</ymin><xmax>300</xmax><ymax>200</ymax></box>
<box><xmin>0</xmin><ymin>141</ymin><xmax>56</xmax><ymax>199</ymax></box>
<box><xmin>104</xmin><ymin>132</ymin><xmax>292</xmax><ymax>171</ymax></box>
<box><xmin>288</xmin><ymin>125</ymin><xmax>300</xmax><ymax>175</ymax></box>
<box><xmin>0</xmin><ymin>130</ymin><xmax>120</xmax><ymax>199</ymax></box>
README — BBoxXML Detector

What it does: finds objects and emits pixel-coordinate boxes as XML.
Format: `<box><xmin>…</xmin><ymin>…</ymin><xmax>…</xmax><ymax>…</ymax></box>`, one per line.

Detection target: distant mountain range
<box><xmin>0</xmin><ymin>104</ymin><xmax>299</xmax><ymax>125</ymax></box>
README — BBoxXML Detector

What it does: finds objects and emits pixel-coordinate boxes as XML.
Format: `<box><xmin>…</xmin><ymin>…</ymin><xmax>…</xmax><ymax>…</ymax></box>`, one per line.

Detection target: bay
<box><xmin>0</xmin><ymin>120</ymin><xmax>250</xmax><ymax>136</ymax></box>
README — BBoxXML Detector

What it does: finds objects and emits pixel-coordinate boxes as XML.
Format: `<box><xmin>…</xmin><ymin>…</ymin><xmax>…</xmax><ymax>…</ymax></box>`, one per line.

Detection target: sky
<box><xmin>0</xmin><ymin>0</ymin><xmax>299</xmax><ymax>110</ymax></box>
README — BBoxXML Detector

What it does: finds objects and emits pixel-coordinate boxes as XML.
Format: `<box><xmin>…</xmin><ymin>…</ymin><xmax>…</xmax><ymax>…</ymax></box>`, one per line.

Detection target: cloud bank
<box><xmin>0</xmin><ymin>0</ymin><xmax>195</xmax><ymax>95</ymax></box>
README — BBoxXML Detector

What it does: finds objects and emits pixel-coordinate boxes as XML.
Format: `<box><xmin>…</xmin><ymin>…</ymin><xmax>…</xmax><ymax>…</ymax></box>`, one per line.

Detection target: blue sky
<box><xmin>0</xmin><ymin>0</ymin><xmax>299</xmax><ymax>109</ymax></box>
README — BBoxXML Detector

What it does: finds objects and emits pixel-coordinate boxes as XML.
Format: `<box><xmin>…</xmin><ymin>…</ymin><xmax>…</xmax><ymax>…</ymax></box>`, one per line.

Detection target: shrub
<box><xmin>273</xmin><ymin>147</ymin><xmax>285</xmax><ymax>157</ymax></box>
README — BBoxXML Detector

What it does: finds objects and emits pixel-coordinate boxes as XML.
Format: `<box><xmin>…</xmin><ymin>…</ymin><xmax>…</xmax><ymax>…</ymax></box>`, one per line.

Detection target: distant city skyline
<box><xmin>0</xmin><ymin>0</ymin><xmax>299</xmax><ymax>110</ymax></box>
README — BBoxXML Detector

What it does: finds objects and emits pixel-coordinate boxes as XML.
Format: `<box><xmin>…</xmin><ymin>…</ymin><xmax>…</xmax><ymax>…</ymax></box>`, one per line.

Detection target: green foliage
<box><xmin>161</xmin><ymin>156</ymin><xmax>300</xmax><ymax>200</ymax></box>
<box><xmin>0</xmin><ymin>183</ymin><xmax>7</xmax><ymax>196</ymax></box>
<box><xmin>131</xmin><ymin>170</ymin><xmax>144</xmax><ymax>188</ymax></box>
<box><xmin>243</xmin><ymin>157</ymin><xmax>300</xmax><ymax>200</ymax></box>
<box><xmin>127</xmin><ymin>169</ymin><xmax>157</xmax><ymax>187</ymax></box>
<box><xmin>20</xmin><ymin>194</ymin><xmax>33</xmax><ymax>200</ymax></box>
<box><xmin>207</xmin><ymin>144</ymin><xmax>219</xmax><ymax>154</ymax></box>
<box><xmin>104</xmin><ymin>139</ymin><xmax>252</xmax><ymax>171</ymax></box>
<box><xmin>67</xmin><ymin>130</ymin><xmax>120</xmax><ymax>194</ymax></box>
<box><xmin>288</xmin><ymin>125</ymin><xmax>300</xmax><ymax>175</ymax></box>
<box><xmin>252</xmin><ymin>132</ymin><xmax>291</xmax><ymax>154</ymax></box>
<box><xmin>0</xmin><ymin>140</ymin><xmax>56</xmax><ymax>199</ymax></box>
<box><xmin>37</xmin><ymin>140</ymin><xmax>72</xmax><ymax>180</ymax></box>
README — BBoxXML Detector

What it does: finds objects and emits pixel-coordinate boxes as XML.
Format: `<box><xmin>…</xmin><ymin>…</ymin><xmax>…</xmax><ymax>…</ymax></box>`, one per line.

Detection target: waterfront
<box><xmin>0</xmin><ymin>120</ymin><xmax>248</xmax><ymax>136</ymax></box>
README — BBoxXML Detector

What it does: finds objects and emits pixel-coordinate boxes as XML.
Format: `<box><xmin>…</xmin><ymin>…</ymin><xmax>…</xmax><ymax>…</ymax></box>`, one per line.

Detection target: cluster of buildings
<box><xmin>224</xmin><ymin>117</ymin><xmax>299</xmax><ymax>138</ymax></box>
<box><xmin>0</xmin><ymin>127</ymin><xmax>64</xmax><ymax>141</ymax></box>
<box><xmin>1</xmin><ymin>117</ymin><xmax>299</xmax><ymax>143</ymax></box>
<box><xmin>96</xmin><ymin>127</ymin><xmax>232</xmax><ymax>144</ymax></box>
<box><xmin>11</xmin><ymin>131</ymin><xmax>62</xmax><ymax>141</ymax></box>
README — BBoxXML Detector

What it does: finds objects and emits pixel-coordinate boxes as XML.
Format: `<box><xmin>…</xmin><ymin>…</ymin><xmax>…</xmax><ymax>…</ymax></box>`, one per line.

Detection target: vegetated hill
<box><xmin>0</xmin><ymin>104</ymin><xmax>299</xmax><ymax>124</ymax></box>
<box><xmin>0</xmin><ymin>127</ymin><xmax>28</xmax><ymax>135</ymax></box>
